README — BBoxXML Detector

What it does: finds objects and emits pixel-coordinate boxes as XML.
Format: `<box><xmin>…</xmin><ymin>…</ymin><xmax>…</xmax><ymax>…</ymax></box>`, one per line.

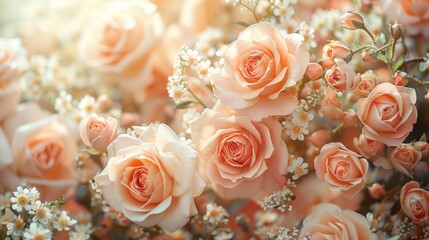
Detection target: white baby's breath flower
<box><xmin>69</xmin><ymin>231</ymin><xmax>90</xmax><ymax>240</ymax></box>
<box><xmin>6</xmin><ymin>215</ymin><xmax>25</xmax><ymax>237</ymax></box>
<box><xmin>10</xmin><ymin>187</ymin><xmax>37</xmax><ymax>212</ymax></box>
<box><xmin>292</xmin><ymin>108</ymin><xmax>313</xmax><ymax>128</ymax></box>
<box><xmin>283</xmin><ymin>120</ymin><xmax>308</xmax><ymax>141</ymax></box>
<box><xmin>287</xmin><ymin>157</ymin><xmax>308</xmax><ymax>180</ymax></box>
<box><xmin>77</xmin><ymin>95</ymin><xmax>96</xmax><ymax>116</ymax></box>
<box><xmin>53</xmin><ymin>210</ymin><xmax>77</xmax><ymax>231</ymax></box>
<box><xmin>30</xmin><ymin>201</ymin><xmax>52</xmax><ymax>224</ymax></box>
<box><xmin>0</xmin><ymin>192</ymin><xmax>12</xmax><ymax>210</ymax></box>
<box><xmin>204</xmin><ymin>203</ymin><xmax>229</xmax><ymax>226</ymax></box>
<box><xmin>1</xmin><ymin>208</ymin><xmax>15</xmax><ymax>225</ymax></box>
<box><xmin>23</xmin><ymin>223</ymin><xmax>52</xmax><ymax>240</ymax></box>
<box><xmin>54</xmin><ymin>91</ymin><xmax>74</xmax><ymax>115</ymax></box>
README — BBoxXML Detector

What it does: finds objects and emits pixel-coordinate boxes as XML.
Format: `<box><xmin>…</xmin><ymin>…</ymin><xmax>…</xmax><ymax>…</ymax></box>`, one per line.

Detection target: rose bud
<box><xmin>368</xmin><ymin>183</ymin><xmax>386</xmax><ymax>199</ymax></box>
<box><xmin>392</xmin><ymin>71</ymin><xmax>409</xmax><ymax>86</ymax></box>
<box><xmin>95</xmin><ymin>95</ymin><xmax>113</xmax><ymax>112</ymax></box>
<box><xmin>414</xmin><ymin>141</ymin><xmax>429</xmax><ymax>161</ymax></box>
<box><xmin>391</xmin><ymin>21</ymin><xmax>405</xmax><ymax>40</ymax></box>
<box><xmin>342</xmin><ymin>109</ymin><xmax>359</xmax><ymax>127</ymax></box>
<box><xmin>307</xmin><ymin>129</ymin><xmax>331</xmax><ymax>149</ymax></box>
<box><xmin>321</xmin><ymin>41</ymin><xmax>351</xmax><ymax>68</ymax></box>
<box><xmin>391</xmin><ymin>144</ymin><xmax>422</xmax><ymax>176</ymax></box>
<box><xmin>325</xmin><ymin>58</ymin><xmax>361</xmax><ymax>91</ymax></box>
<box><xmin>341</xmin><ymin>12</ymin><xmax>365</xmax><ymax>30</ymax></box>
<box><xmin>361</xmin><ymin>50</ymin><xmax>374</xmax><ymax>62</ymax></box>
<box><xmin>79</xmin><ymin>114</ymin><xmax>118</xmax><ymax>152</ymax></box>
<box><xmin>306</xmin><ymin>62</ymin><xmax>323</xmax><ymax>80</ymax></box>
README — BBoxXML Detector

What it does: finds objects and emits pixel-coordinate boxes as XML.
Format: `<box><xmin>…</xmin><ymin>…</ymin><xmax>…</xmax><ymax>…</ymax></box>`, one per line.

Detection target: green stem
<box><xmin>362</xmin><ymin>26</ymin><xmax>376</xmax><ymax>45</ymax></box>
<box><xmin>187</xmin><ymin>87</ymin><xmax>208</xmax><ymax>108</ymax></box>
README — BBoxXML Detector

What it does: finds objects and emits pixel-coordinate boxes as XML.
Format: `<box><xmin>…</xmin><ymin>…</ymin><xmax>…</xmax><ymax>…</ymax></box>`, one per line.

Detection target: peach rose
<box><xmin>325</xmin><ymin>58</ymin><xmax>361</xmax><ymax>92</ymax></box>
<box><xmin>353</xmin><ymin>134</ymin><xmax>384</xmax><ymax>159</ymax></box>
<box><xmin>189</xmin><ymin>103</ymin><xmax>288</xmax><ymax>200</ymax></box>
<box><xmin>321</xmin><ymin>41</ymin><xmax>350</xmax><ymax>68</ymax></box>
<box><xmin>79</xmin><ymin>0</ymin><xmax>163</xmax><ymax>91</ymax></box>
<box><xmin>390</xmin><ymin>144</ymin><xmax>421</xmax><ymax>176</ymax></box>
<box><xmin>353</xmin><ymin>70</ymin><xmax>379</xmax><ymax>98</ymax></box>
<box><xmin>94</xmin><ymin>123</ymin><xmax>205</xmax><ymax>232</ymax></box>
<box><xmin>368</xmin><ymin>183</ymin><xmax>386</xmax><ymax>199</ymax></box>
<box><xmin>415</xmin><ymin>141</ymin><xmax>429</xmax><ymax>160</ymax></box>
<box><xmin>400</xmin><ymin>181</ymin><xmax>429</xmax><ymax>223</ymax></box>
<box><xmin>314</xmin><ymin>142</ymin><xmax>369</xmax><ymax>199</ymax></box>
<box><xmin>0</xmin><ymin>39</ymin><xmax>23</xmax><ymax>121</ymax></box>
<box><xmin>305</xmin><ymin>62</ymin><xmax>323</xmax><ymax>80</ymax></box>
<box><xmin>79</xmin><ymin>114</ymin><xmax>118</xmax><ymax>152</ymax></box>
<box><xmin>384</xmin><ymin>0</ymin><xmax>429</xmax><ymax>37</ymax></box>
<box><xmin>0</xmin><ymin>104</ymin><xmax>77</xmax><ymax>201</ymax></box>
<box><xmin>320</xmin><ymin>87</ymin><xmax>343</xmax><ymax>120</ymax></box>
<box><xmin>213</xmin><ymin>21</ymin><xmax>309</xmax><ymax>121</ymax></box>
<box><xmin>300</xmin><ymin>203</ymin><xmax>372</xmax><ymax>239</ymax></box>
<box><xmin>357</xmin><ymin>82</ymin><xmax>417</xmax><ymax>146</ymax></box>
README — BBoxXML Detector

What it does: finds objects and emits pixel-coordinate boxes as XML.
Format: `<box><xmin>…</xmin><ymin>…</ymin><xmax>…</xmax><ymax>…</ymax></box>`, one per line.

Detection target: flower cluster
<box><xmin>1</xmin><ymin>0</ymin><xmax>429</xmax><ymax>239</ymax></box>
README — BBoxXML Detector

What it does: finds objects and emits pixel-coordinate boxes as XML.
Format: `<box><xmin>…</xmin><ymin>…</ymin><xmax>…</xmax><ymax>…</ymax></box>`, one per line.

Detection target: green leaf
<box><xmin>376</xmin><ymin>54</ymin><xmax>388</xmax><ymax>63</ymax></box>
<box><xmin>175</xmin><ymin>101</ymin><xmax>194</xmax><ymax>109</ymax></box>
<box><xmin>233</xmin><ymin>21</ymin><xmax>250</xmax><ymax>28</ymax></box>
<box><xmin>393</xmin><ymin>56</ymin><xmax>405</xmax><ymax>72</ymax></box>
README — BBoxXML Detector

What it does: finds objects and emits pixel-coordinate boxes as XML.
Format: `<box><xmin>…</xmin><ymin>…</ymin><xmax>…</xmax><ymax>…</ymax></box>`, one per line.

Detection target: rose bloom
<box><xmin>391</xmin><ymin>144</ymin><xmax>422</xmax><ymax>176</ymax></box>
<box><xmin>0</xmin><ymin>104</ymin><xmax>77</xmax><ymax>201</ymax></box>
<box><xmin>353</xmin><ymin>134</ymin><xmax>384</xmax><ymax>159</ymax></box>
<box><xmin>384</xmin><ymin>0</ymin><xmax>429</xmax><ymax>37</ymax></box>
<box><xmin>0</xmin><ymin>39</ymin><xmax>23</xmax><ymax>121</ymax></box>
<box><xmin>79</xmin><ymin>0</ymin><xmax>163</xmax><ymax>92</ymax></box>
<box><xmin>357</xmin><ymin>82</ymin><xmax>417</xmax><ymax>146</ymax></box>
<box><xmin>79</xmin><ymin>114</ymin><xmax>118</xmax><ymax>152</ymax></box>
<box><xmin>189</xmin><ymin>103</ymin><xmax>288</xmax><ymax>200</ymax></box>
<box><xmin>400</xmin><ymin>181</ymin><xmax>429</xmax><ymax>223</ymax></box>
<box><xmin>325</xmin><ymin>58</ymin><xmax>361</xmax><ymax>92</ymax></box>
<box><xmin>314</xmin><ymin>142</ymin><xmax>369</xmax><ymax>199</ymax></box>
<box><xmin>299</xmin><ymin>203</ymin><xmax>372</xmax><ymax>239</ymax></box>
<box><xmin>321</xmin><ymin>41</ymin><xmax>350</xmax><ymax>68</ymax></box>
<box><xmin>320</xmin><ymin>87</ymin><xmax>343</xmax><ymax>120</ymax></box>
<box><xmin>94</xmin><ymin>123</ymin><xmax>205</xmax><ymax>232</ymax></box>
<box><xmin>353</xmin><ymin>70</ymin><xmax>379</xmax><ymax>98</ymax></box>
<box><xmin>213</xmin><ymin>21</ymin><xmax>309</xmax><ymax>121</ymax></box>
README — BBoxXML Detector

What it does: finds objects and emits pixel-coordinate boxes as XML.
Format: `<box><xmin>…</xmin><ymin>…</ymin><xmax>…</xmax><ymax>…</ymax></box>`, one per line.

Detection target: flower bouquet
<box><xmin>0</xmin><ymin>0</ymin><xmax>429</xmax><ymax>239</ymax></box>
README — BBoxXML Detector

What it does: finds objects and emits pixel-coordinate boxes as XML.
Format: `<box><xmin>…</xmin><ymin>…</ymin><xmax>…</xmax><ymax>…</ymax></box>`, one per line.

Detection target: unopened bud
<box><xmin>392</xmin><ymin>71</ymin><xmax>409</xmax><ymax>86</ymax></box>
<box><xmin>306</xmin><ymin>62</ymin><xmax>323</xmax><ymax>80</ymax></box>
<box><xmin>341</xmin><ymin>12</ymin><xmax>365</xmax><ymax>30</ymax></box>
<box><xmin>390</xmin><ymin>21</ymin><xmax>405</xmax><ymax>41</ymax></box>
<box><xmin>361</xmin><ymin>50</ymin><xmax>374</xmax><ymax>62</ymax></box>
<box><xmin>368</xmin><ymin>183</ymin><xmax>386</xmax><ymax>199</ymax></box>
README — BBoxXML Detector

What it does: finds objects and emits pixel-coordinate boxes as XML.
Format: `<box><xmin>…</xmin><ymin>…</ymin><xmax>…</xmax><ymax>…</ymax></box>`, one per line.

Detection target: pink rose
<box><xmin>400</xmin><ymin>181</ymin><xmax>429</xmax><ymax>223</ymax></box>
<box><xmin>305</xmin><ymin>62</ymin><xmax>323</xmax><ymax>80</ymax></box>
<box><xmin>415</xmin><ymin>141</ymin><xmax>429</xmax><ymax>160</ymax></box>
<box><xmin>353</xmin><ymin>70</ymin><xmax>379</xmax><ymax>98</ymax></box>
<box><xmin>299</xmin><ymin>203</ymin><xmax>372</xmax><ymax>239</ymax></box>
<box><xmin>189</xmin><ymin>103</ymin><xmax>288</xmax><ymax>200</ymax></box>
<box><xmin>341</xmin><ymin>12</ymin><xmax>365</xmax><ymax>30</ymax></box>
<box><xmin>79</xmin><ymin>114</ymin><xmax>118</xmax><ymax>152</ymax></box>
<box><xmin>0</xmin><ymin>39</ymin><xmax>23</xmax><ymax>121</ymax></box>
<box><xmin>321</xmin><ymin>41</ymin><xmax>350</xmax><ymax>68</ymax></box>
<box><xmin>94</xmin><ymin>123</ymin><xmax>205</xmax><ymax>232</ymax></box>
<box><xmin>357</xmin><ymin>82</ymin><xmax>417</xmax><ymax>146</ymax></box>
<box><xmin>314</xmin><ymin>142</ymin><xmax>369</xmax><ymax>199</ymax></box>
<box><xmin>325</xmin><ymin>58</ymin><xmax>361</xmax><ymax>92</ymax></box>
<box><xmin>368</xmin><ymin>183</ymin><xmax>386</xmax><ymax>199</ymax></box>
<box><xmin>0</xmin><ymin>104</ymin><xmax>77</xmax><ymax>201</ymax></box>
<box><xmin>390</xmin><ymin>144</ymin><xmax>421</xmax><ymax>176</ymax></box>
<box><xmin>320</xmin><ymin>87</ymin><xmax>343</xmax><ymax>120</ymax></box>
<box><xmin>213</xmin><ymin>21</ymin><xmax>309</xmax><ymax>121</ymax></box>
<box><xmin>79</xmin><ymin>0</ymin><xmax>163</xmax><ymax>91</ymax></box>
<box><xmin>384</xmin><ymin>0</ymin><xmax>429</xmax><ymax>37</ymax></box>
<box><xmin>353</xmin><ymin>134</ymin><xmax>384</xmax><ymax>159</ymax></box>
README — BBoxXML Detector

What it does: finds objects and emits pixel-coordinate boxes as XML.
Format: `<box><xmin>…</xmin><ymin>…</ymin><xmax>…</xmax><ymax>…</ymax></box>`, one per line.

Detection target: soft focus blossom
<box><xmin>321</xmin><ymin>41</ymin><xmax>350</xmax><ymax>68</ymax></box>
<box><xmin>384</xmin><ymin>0</ymin><xmax>429</xmax><ymax>37</ymax></box>
<box><xmin>353</xmin><ymin>134</ymin><xmax>384</xmax><ymax>159</ymax></box>
<box><xmin>390</xmin><ymin>144</ymin><xmax>421</xmax><ymax>176</ymax></box>
<box><xmin>341</xmin><ymin>12</ymin><xmax>365</xmax><ymax>30</ymax></box>
<box><xmin>314</xmin><ymin>142</ymin><xmax>369</xmax><ymax>199</ymax></box>
<box><xmin>213</xmin><ymin>21</ymin><xmax>309</xmax><ymax>121</ymax></box>
<box><xmin>368</xmin><ymin>183</ymin><xmax>386</xmax><ymax>199</ymax></box>
<box><xmin>357</xmin><ymin>83</ymin><xmax>417</xmax><ymax>146</ymax></box>
<box><xmin>325</xmin><ymin>58</ymin><xmax>361</xmax><ymax>91</ymax></box>
<box><xmin>300</xmin><ymin>203</ymin><xmax>372</xmax><ymax>239</ymax></box>
<box><xmin>94</xmin><ymin>123</ymin><xmax>205</xmax><ymax>232</ymax></box>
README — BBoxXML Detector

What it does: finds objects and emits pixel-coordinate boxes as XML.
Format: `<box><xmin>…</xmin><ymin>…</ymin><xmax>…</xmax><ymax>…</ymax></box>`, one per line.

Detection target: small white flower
<box><xmin>69</xmin><ymin>231</ymin><xmax>90</xmax><ymax>240</ymax></box>
<box><xmin>6</xmin><ymin>215</ymin><xmax>25</xmax><ymax>237</ymax></box>
<box><xmin>283</xmin><ymin>120</ymin><xmax>308</xmax><ymax>141</ymax></box>
<box><xmin>53</xmin><ymin>210</ymin><xmax>77</xmax><ymax>231</ymax></box>
<box><xmin>77</xmin><ymin>95</ymin><xmax>96</xmax><ymax>116</ymax></box>
<box><xmin>204</xmin><ymin>203</ymin><xmax>229</xmax><ymax>226</ymax></box>
<box><xmin>10</xmin><ymin>187</ymin><xmax>37</xmax><ymax>212</ymax></box>
<box><xmin>287</xmin><ymin>157</ymin><xmax>308</xmax><ymax>180</ymax></box>
<box><xmin>1</xmin><ymin>208</ymin><xmax>15</xmax><ymax>225</ymax></box>
<box><xmin>292</xmin><ymin>108</ymin><xmax>313</xmax><ymax>128</ymax></box>
<box><xmin>30</xmin><ymin>201</ymin><xmax>52</xmax><ymax>224</ymax></box>
<box><xmin>54</xmin><ymin>91</ymin><xmax>74</xmax><ymax>115</ymax></box>
<box><xmin>23</xmin><ymin>223</ymin><xmax>52</xmax><ymax>240</ymax></box>
<box><xmin>0</xmin><ymin>192</ymin><xmax>12</xmax><ymax>210</ymax></box>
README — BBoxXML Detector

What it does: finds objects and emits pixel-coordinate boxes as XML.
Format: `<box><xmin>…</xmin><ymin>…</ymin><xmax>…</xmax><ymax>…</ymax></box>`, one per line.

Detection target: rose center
<box><xmin>26</xmin><ymin>138</ymin><xmax>63</xmax><ymax>173</ymax></box>
<box><xmin>334</xmin><ymin>162</ymin><xmax>350</xmax><ymax>179</ymax></box>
